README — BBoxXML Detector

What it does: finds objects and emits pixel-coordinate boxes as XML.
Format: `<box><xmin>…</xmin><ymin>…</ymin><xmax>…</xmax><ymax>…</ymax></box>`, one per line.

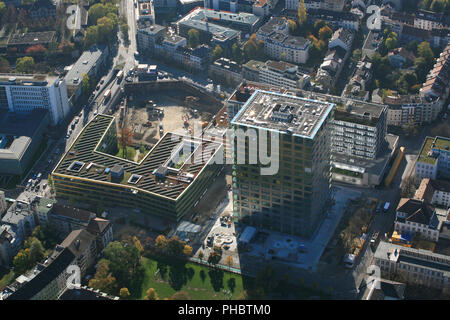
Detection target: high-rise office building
<box><xmin>0</xmin><ymin>74</ymin><xmax>69</xmax><ymax>125</ymax></box>
<box><xmin>230</xmin><ymin>90</ymin><xmax>333</xmax><ymax>238</ymax></box>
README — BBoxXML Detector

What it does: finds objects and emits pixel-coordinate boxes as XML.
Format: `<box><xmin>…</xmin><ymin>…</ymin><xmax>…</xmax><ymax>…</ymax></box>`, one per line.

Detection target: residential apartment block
<box><xmin>420</xmin><ymin>43</ymin><xmax>450</xmax><ymax>102</ymax></box>
<box><xmin>395</xmin><ymin>198</ymin><xmax>440</xmax><ymax>242</ymax></box>
<box><xmin>243</xmin><ymin>59</ymin><xmax>310</xmax><ymax>90</ymax></box>
<box><xmin>374</xmin><ymin>241</ymin><xmax>450</xmax><ymax>290</ymax></box>
<box><xmin>415</xmin><ymin>136</ymin><xmax>450</xmax><ymax>180</ymax></box>
<box><xmin>256</xmin><ymin>17</ymin><xmax>310</xmax><ymax>64</ymax></box>
<box><xmin>1</xmin><ymin>230</ymin><xmax>97</xmax><ymax>300</ymax></box>
<box><xmin>285</xmin><ymin>0</ymin><xmax>345</xmax><ymax>12</ymax></box>
<box><xmin>208</xmin><ymin>58</ymin><xmax>243</xmax><ymax>87</ymax></box>
<box><xmin>64</xmin><ymin>44</ymin><xmax>110</xmax><ymax>102</ymax></box>
<box><xmin>415</xmin><ymin>178</ymin><xmax>450</xmax><ymax>209</ymax></box>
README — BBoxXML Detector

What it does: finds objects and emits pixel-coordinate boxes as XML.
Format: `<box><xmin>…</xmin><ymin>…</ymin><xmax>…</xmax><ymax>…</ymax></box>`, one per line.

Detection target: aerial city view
<box><xmin>0</xmin><ymin>0</ymin><xmax>448</xmax><ymax>305</ymax></box>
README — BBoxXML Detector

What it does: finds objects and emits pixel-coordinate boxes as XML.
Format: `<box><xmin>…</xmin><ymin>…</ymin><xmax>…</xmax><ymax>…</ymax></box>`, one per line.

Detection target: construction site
<box><xmin>110</xmin><ymin>81</ymin><xmax>224</xmax><ymax>156</ymax></box>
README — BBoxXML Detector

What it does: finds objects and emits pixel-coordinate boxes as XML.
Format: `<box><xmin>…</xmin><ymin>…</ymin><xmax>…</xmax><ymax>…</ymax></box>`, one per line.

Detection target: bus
<box><xmin>103</xmin><ymin>89</ymin><xmax>111</xmax><ymax>103</ymax></box>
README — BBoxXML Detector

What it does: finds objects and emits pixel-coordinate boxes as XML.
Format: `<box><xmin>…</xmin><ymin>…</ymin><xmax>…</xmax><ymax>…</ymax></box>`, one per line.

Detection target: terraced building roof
<box><xmin>52</xmin><ymin>115</ymin><xmax>222</xmax><ymax>200</ymax></box>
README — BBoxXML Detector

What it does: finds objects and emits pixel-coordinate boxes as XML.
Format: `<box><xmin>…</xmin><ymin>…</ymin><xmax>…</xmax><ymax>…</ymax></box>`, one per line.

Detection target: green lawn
<box><xmin>115</xmin><ymin>145</ymin><xmax>136</xmax><ymax>161</ymax></box>
<box><xmin>138</xmin><ymin>256</ymin><xmax>244</xmax><ymax>300</ymax></box>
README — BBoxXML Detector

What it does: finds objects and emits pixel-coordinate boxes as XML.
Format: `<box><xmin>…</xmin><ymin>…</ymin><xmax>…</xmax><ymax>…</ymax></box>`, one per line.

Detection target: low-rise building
<box><xmin>328</xmin><ymin>27</ymin><xmax>355</xmax><ymax>52</ymax></box>
<box><xmin>1</xmin><ymin>200</ymin><xmax>36</xmax><ymax>251</ymax></box>
<box><xmin>388</xmin><ymin>47</ymin><xmax>416</xmax><ymax>68</ymax></box>
<box><xmin>414</xmin><ymin>9</ymin><xmax>446</xmax><ymax>31</ymax></box>
<box><xmin>175</xmin><ymin>8</ymin><xmax>261</xmax><ymax>49</ymax></box>
<box><xmin>395</xmin><ymin>198</ymin><xmax>440</xmax><ymax>242</ymax></box>
<box><xmin>64</xmin><ymin>44</ymin><xmax>110</xmax><ymax>102</ymax></box>
<box><xmin>0</xmin><ymin>109</ymin><xmax>50</xmax><ymax>175</ymax></box>
<box><xmin>307</xmin><ymin>9</ymin><xmax>360</xmax><ymax>30</ymax></box>
<box><xmin>7</xmin><ymin>31</ymin><xmax>55</xmax><ymax>53</ymax></box>
<box><xmin>315</xmin><ymin>46</ymin><xmax>347</xmax><ymax>90</ymax></box>
<box><xmin>415</xmin><ymin>178</ymin><xmax>450</xmax><ymax>209</ymax></box>
<box><xmin>0</xmin><ymin>191</ymin><xmax>6</xmax><ymax>215</ymax></box>
<box><xmin>420</xmin><ymin>43</ymin><xmax>450</xmax><ymax>102</ymax></box>
<box><xmin>342</xmin><ymin>57</ymin><xmax>373</xmax><ymax>101</ymax></box>
<box><xmin>242</xmin><ymin>60</ymin><xmax>264</xmax><ymax>82</ymax></box>
<box><xmin>208</xmin><ymin>58</ymin><xmax>243</xmax><ymax>87</ymax></box>
<box><xmin>362</xmin><ymin>30</ymin><xmax>382</xmax><ymax>59</ymax></box>
<box><xmin>285</xmin><ymin>0</ymin><xmax>345</xmax><ymax>12</ymax></box>
<box><xmin>373</xmin><ymin>241</ymin><xmax>450</xmax><ymax>290</ymax></box>
<box><xmin>256</xmin><ymin>17</ymin><xmax>310</xmax><ymax>64</ymax></box>
<box><xmin>1</xmin><ymin>229</ymin><xmax>97</xmax><ymax>300</ymax></box>
<box><xmin>381</xmin><ymin>93</ymin><xmax>443</xmax><ymax>126</ymax></box>
<box><xmin>415</xmin><ymin>136</ymin><xmax>450</xmax><ymax>180</ymax></box>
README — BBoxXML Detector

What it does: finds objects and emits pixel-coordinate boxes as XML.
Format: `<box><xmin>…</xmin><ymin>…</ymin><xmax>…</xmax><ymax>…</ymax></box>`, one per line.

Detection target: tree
<box><xmin>89</xmin><ymin>260</ymin><xmax>118</xmax><ymax>295</ymax></box>
<box><xmin>0</xmin><ymin>2</ymin><xmax>6</xmax><ymax>18</ymax></box>
<box><xmin>198</xmin><ymin>250</ymin><xmax>204</xmax><ymax>263</ymax></box>
<box><xmin>287</xmin><ymin>19</ymin><xmax>297</xmax><ymax>34</ymax></box>
<box><xmin>144</xmin><ymin>288</ymin><xmax>159</xmax><ymax>300</ymax></box>
<box><xmin>237</xmin><ymin>290</ymin><xmax>248</xmax><ymax>300</ymax></box>
<box><xmin>207</xmin><ymin>251</ymin><xmax>221</xmax><ymax>266</ymax></box>
<box><xmin>32</xmin><ymin>224</ymin><xmax>59</xmax><ymax>250</ymax></box>
<box><xmin>167</xmin><ymin>236</ymin><xmax>185</xmax><ymax>256</ymax></box>
<box><xmin>97</xmin><ymin>16</ymin><xmax>116</xmax><ymax>43</ymax></box>
<box><xmin>13</xmin><ymin>250</ymin><xmax>30</xmax><ymax>275</ymax></box>
<box><xmin>297</xmin><ymin>0</ymin><xmax>307</xmax><ymax>25</ymax></box>
<box><xmin>183</xmin><ymin>245</ymin><xmax>193</xmax><ymax>256</ymax></box>
<box><xmin>231</xmin><ymin>43</ymin><xmax>242</xmax><ymax>63</ymax></box>
<box><xmin>119</xmin><ymin>287</ymin><xmax>130</xmax><ymax>299</ymax></box>
<box><xmin>101</xmin><ymin>238</ymin><xmax>143</xmax><ymax>290</ymax></box>
<box><xmin>28</xmin><ymin>238</ymin><xmax>44</xmax><ymax>265</ymax></box>
<box><xmin>314</xmin><ymin>19</ymin><xmax>326</xmax><ymax>33</ymax></box>
<box><xmin>0</xmin><ymin>57</ymin><xmax>10</xmax><ymax>73</ymax></box>
<box><xmin>15</xmin><ymin>56</ymin><xmax>35</xmax><ymax>73</ymax></box>
<box><xmin>118</xmin><ymin>126</ymin><xmax>133</xmax><ymax>159</ymax></box>
<box><xmin>318</xmin><ymin>25</ymin><xmax>332</xmax><ymax>41</ymax></box>
<box><xmin>401</xmin><ymin>175</ymin><xmax>417</xmax><ymax>198</ymax></box>
<box><xmin>170</xmin><ymin>291</ymin><xmax>191</xmax><ymax>300</ymax></box>
<box><xmin>225</xmin><ymin>256</ymin><xmax>233</xmax><ymax>270</ymax></box>
<box><xmin>81</xmin><ymin>73</ymin><xmax>91</xmax><ymax>99</ymax></box>
<box><xmin>2</xmin><ymin>4</ymin><xmax>16</xmax><ymax>26</ymax></box>
<box><xmin>58</xmin><ymin>40</ymin><xmax>75</xmax><ymax>53</ymax></box>
<box><xmin>85</xmin><ymin>25</ymin><xmax>99</xmax><ymax>48</ymax></box>
<box><xmin>88</xmin><ymin>3</ymin><xmax>118</xmax><ymax>25</ymax></box>
<box><xmin>414</xmin><ymin>57</ymin><xmax>429</xmax><ymax>82</ymax></box>
<box><xmin>351</xmin><ymin>49</ymin><xmax>362</xmax><ymax>63</ymax></box>
<box><xmin>187</xmin><ymin>29</ymin><xmax>200</xmax><ymax>48</ymax></box>
<box><xmin>155</xmin><ymin>235</ymin><xmax>168</xmax><ymax>251</ymax></box>
<box><xmin>212</xmin><ymin>45</ymin><xmax>223</xmax><ymax>61</ymax></box>
<box><xmin>417</xmin><ymin>41</ymin><xmax>434</xmax><ymax>66</ymax></box>
<box><xmin>385</xmin><ymin>36</ymin><xmax>398</xmax><ymax>51</ymax></box>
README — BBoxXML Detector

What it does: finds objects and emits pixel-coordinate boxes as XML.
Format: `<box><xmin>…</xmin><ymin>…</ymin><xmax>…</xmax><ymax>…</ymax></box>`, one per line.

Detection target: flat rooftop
<box><xmin>182</xmin><ymin>7</ymin><xmax>260</xmax><ymax>27</ymax></box>
<box><xmin>7</xmin><ymin>31</ymin><xmax>55</xmax><ymax>46</ymax></box>
<box><xmin>231</xmin><ymin>90</ymin><xmax>334</xmax><ymax>139</ymax></box>
<box><xmin>0</xmin><ymin>73</ymin><xmax>58</xmax><ymax>86</ymax></box>
<box><xmin>332</xmin><ymin>134</ymin><xmax>399</xmax><ymax>175</ymax></box>
<box><xmin>53</xmin><ymin>115</ymin><xmax>222</xmax><ymax>200</ymax></box>
<box><xmin>65</xmin><ymin>44</ymin><xmax>107</xmax><ymax>87</ymax></box>
<box><xmin>0</xmin><ymin>109</ymin><xmax>49</xmax><ymax>161</ymax></box>
<box><xmin>334</xmin><ymin>102</ymin><xmax>385</xmax><ymax>126</ymax></box>
<box><xmin>375</xmin><ymin>241</ymin><xmax>450</xmax><ymax>276</ymax></box>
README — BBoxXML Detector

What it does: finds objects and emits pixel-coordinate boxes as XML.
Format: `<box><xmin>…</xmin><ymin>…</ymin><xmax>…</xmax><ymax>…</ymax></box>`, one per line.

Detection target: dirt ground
<box><xmin>114</xmin><ymin>92</ymin><xmax>216</xmax><ymax>150</ymax></box>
